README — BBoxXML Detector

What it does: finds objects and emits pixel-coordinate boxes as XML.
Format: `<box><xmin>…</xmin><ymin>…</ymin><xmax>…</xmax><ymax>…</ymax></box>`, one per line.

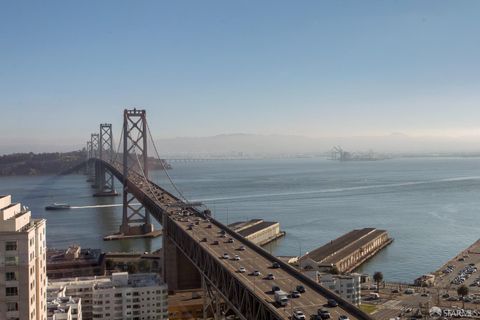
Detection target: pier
<box><xmin>228</xmin><ymin>218</ymin><xmax>285</xmax><ymax>246</ymax></box>
<box><xmin>299</xmin><ymin>228</ymin><xmax>393</xmax><ymax>273</ymax></box>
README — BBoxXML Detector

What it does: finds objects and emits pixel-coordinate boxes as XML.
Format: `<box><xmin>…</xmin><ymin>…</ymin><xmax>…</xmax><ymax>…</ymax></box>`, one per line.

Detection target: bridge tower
<box><xmin>85</xmin><ymin>141</ymin><xmax>93</xmax><ymax>181</ymax></box>
<box><xmin>120</xmin><ymin>109</ymin><xmax>154</xmax><ymax>235</ymax></box>
<box><xmin>93</xmin><ymin>124</ymin><xmax>118</xmax><ymax>197</ymax></box>
<box><xmin>90</xmin><ymin>133</ymin><xmax>100</xmax><ymax>188</ymax></box>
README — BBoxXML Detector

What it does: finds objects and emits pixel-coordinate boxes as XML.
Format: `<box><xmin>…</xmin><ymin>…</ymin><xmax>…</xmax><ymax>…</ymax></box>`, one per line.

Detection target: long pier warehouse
<box><xmin>298</xmin><ymin>228</ymin><xmax>393</xmax><ymax>273</ymax></box>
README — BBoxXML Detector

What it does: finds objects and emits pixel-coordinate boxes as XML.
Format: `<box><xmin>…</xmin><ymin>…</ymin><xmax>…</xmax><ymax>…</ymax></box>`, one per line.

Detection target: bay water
<box><xmin>1</xmin><ymin>157</ymin><xmax>479</xmax><ymax>282</ymax></box>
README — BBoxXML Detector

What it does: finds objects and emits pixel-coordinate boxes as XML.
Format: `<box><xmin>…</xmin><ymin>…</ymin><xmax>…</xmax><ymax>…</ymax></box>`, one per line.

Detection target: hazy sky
<box><xmin>2</xmin><ymin>1</ymin><xmax>480</xmax><ymax>152</ymax></box>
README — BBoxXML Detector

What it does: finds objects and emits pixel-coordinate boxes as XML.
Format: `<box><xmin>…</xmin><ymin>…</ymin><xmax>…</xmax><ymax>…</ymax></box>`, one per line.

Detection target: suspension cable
<box><xmin>146</xmin><ymin>120</ymin><xmax>188</xmax><ymax>202</ymax></box>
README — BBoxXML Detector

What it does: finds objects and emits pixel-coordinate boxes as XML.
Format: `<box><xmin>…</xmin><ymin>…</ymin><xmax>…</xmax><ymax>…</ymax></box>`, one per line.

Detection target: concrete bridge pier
<box><xmin>163</xmin><ymin>229</ymin><xmax>202</xmax><ymax>292</ymax></box>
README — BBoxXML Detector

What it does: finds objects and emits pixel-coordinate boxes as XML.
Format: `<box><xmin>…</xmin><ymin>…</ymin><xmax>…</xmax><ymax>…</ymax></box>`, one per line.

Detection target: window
<box><xmin>6</xmin><ymin>241</ymin><xmax>17</xmax><ymax>251</ymax></box>
<box><xmin>6</xmin><ymin>272</ymin><xmax>17</xmax><ymax>281</ymax></box>
<box><xmin>7</xmin><ymin>302</ymin><xmax>18</xmax><ymax>311</ymax></box>
<box><xmin>5</xmin><ymin>256</ymin><xmax>18</xmax><ymax>266</ymax></box>
<box><xmin>6</xmin><ymin>287</ymin><xmax>18</xmax><ymax>296</ymax></box>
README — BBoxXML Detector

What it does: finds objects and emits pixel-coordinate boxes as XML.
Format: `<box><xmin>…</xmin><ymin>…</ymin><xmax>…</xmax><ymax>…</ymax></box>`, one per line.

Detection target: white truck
<box><xmin>275</xmin><ymin>290</ymin><xmax>289</xmax><ymax>306</ymax></box>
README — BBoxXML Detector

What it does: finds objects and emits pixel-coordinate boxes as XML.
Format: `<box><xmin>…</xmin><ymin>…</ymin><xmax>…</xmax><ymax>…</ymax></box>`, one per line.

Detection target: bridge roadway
<box><xmin>97</xmin><ymin>159</ymin><xmax>372</xmax><ymax>320</ymax></box>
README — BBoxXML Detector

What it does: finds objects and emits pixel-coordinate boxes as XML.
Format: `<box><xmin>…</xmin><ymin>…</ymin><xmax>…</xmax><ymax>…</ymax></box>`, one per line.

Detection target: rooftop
<box><xmin>303</xmin><ymin>228</ymin><xmax>387</xmax><ymax>263</ymax></box>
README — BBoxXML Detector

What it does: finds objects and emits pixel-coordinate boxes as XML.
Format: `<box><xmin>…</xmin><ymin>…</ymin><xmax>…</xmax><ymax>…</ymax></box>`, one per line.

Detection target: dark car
<box><xmin>207</xmin><ymin>224</ymin><xmax>212</xmax><ymax>228</ymax></box>
<box><xmin>272</xmin><ymin>262</ymin><xmax>280</xmax><ymax>269</ymax></box>
<box><xmin>296</xmin><ymin>285</ymin><xmax>306</xmax><ymax>293</ymax></box>
<box><xmin>291</xmin><ymin>290</ymin><xmax>301</xmax><ymax>298</ymax></box>
<box><xmin>226</xmin><ymin>238</ymin><xmax>234</xmax><ymax>243</ymax></box>
<box><xmin>327</xmin><ymin>299</ymin><xmax>338</xmax><ymax>307</ymax></box>
<box><xmin>317</xmin><ymin>308</ymin><xmax>331</xmax><ymax>319</ymax></box>
<box><xmin>272</xmin><ymin>285</ymin><xmax>280</xmax><ymax>293</ymax></box>
<box><xmin>200</xmin><ymin>237</ymin><xmax>207</xmax><ymax>242</ymax></box>
<box><xmin>212</xmin><ymin>240</ymin><xmax>219</xmax><ymax>245</ymax></box>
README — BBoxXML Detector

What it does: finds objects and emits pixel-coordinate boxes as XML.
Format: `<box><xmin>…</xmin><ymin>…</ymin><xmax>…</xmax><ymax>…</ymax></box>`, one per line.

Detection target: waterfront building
<box><xmin>319</xmin><ymin>273</ymin><xmax>362</xmax><ymax>305</ymax></box>
<box><xmin>48</xmin><ymin>272</ymin><xmax>168</xmax><ymax>320</ymax></box>
<box><xmin>0</xmin><ymin>195</ymin><xmax>47</xmax><ymax>320</ymax></box>
<box><xmin>47</xmin><ymin>246</ymin><xmax>104</xmax><ymax>279</ymax></box>
<box><xmin>229</xmin><ymin>219</ymin><xmax>285</xmax><ymax>246</ymax></box>
<box><xmin>299</xmin><ymin>228</ymin><xmax>392</xmax><ymax>273</ymax></box>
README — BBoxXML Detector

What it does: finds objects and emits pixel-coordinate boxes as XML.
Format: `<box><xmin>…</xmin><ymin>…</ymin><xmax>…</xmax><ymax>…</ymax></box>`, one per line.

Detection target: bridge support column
<box><xmin>163</xmin><ymin>228</ymin><xmax>201</xmax><ymax>291</ymax></box>
<box><xmin>94</xmin><ymin>123</ymin><xmax>118</xmax><ymax>197</ymax></box>
<box><xmin>119</xmin><ymin>109</ymin><xmax>154</xmax><ymax>236</ymax></box>
<box><xmin>85</xmin><ymin>141</ymin><xmax>94</xmax><ymax>182</ymax></box>
<box><xmin>90</xmin><ymin>133</ymin><xmax>100</xmax><ymax>188</ymax></box>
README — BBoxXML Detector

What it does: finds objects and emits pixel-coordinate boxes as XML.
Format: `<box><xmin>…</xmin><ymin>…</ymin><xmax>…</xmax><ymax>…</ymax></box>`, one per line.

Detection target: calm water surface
<box><xmin>1</xmin><ymin>157</ymin><xmax>479</xmax><ymax>282</ymax></box>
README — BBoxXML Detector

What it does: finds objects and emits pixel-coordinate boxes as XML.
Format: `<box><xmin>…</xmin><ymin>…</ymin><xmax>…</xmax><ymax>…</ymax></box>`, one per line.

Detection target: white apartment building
<box><xmin>0</xmin><ymin>195</ymin><xmax>47</xmax><ymax>320</ymax></box>
<box><xmin>319</xmin><ymin>273</ymin><xmax>362</xmax><ymax>305</ymax></box>
<box><xmin>47</xmin><ymin>286</ymin><xmax>82</xmax><ymax>320</ymax></box>
<box><xmin>48</xmin><ymin>272</ymin><xmax>168</xmax><ymax>320</ymax></box>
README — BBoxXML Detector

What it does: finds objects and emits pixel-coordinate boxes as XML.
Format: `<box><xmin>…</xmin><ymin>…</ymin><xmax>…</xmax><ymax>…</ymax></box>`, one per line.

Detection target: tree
<box><xmin>373</xmin><ymin>272</ymin><xmax>383</xmax><ymax>293</ymax></box>
<box><xmin>457</xmin><ymin>285</ymin><xmax>469</xmax><ymax>309</ymax></box>
<box><xmin>330</xmin><ymin>266</ymin><xmax>340</xmax><ymax>275</ymax></box>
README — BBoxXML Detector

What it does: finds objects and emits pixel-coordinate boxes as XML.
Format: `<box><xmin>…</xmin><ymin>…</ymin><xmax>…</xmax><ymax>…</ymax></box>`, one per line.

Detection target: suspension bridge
<box><xmin>81</xmin><ymin>108</ymin><xmax>373</xmax><ymax>320</ymax></box>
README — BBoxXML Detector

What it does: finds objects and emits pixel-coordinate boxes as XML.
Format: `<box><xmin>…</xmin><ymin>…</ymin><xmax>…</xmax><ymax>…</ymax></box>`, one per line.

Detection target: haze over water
<box><xmin>2</xmin><ymin>157</ymin><xmax>480</xmax><ymax>282</ymax></box>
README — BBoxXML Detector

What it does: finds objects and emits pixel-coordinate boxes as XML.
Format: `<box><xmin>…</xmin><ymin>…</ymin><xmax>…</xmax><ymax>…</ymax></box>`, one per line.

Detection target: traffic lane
<box><xmin>173</xmin><ymin>214</ymin><xmax>358</xmax><ymax>319</ymax></box>
<box><xmin>179</xmin><ymin>218</ymin><xmax>358</xmax><ymax>319</ymax></box>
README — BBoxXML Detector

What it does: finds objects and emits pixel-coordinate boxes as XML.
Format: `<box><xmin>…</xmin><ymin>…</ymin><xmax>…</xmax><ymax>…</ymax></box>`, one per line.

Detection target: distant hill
<box><xmin>0</xmin><ymin>151</ymin><xmax>86</xmax><ymax>176</ymax></box>
<box><xmin>0</xmin><ymin>151</ymin><xmax>171</xmax><ymax>176</ymax></box>
<box><xmin>155</xmin><ymin>133</ymin><xmax>480</xmax><ymax>157</ymax></box>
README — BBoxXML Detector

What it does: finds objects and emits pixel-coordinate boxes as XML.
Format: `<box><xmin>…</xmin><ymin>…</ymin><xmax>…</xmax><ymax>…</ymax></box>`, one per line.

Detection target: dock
<box><xmin>228</xmin><ymin>218</ymin><xmax>285</xmax><ymax>246</ymax></box>
<box><xmin>298</xmin><ymin>228</ymin><xmax>393</xmax><ymax>273</ymax></box>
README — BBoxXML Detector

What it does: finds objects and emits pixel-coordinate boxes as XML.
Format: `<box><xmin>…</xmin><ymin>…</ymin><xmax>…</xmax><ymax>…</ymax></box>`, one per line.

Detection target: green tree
<box><xmin>457</xmin><ymin>285</ymin><xmax>469</xmax><ymax>309</ymax></box>
<box><xmin>373</xmin><ymin>272</ymin><xmax>383</xmax><ymax>293</ymax></box>
<box><xmin>330</xmin><ymin>266</ymin><xmax>340</xmax><ymax>275</ymax></box>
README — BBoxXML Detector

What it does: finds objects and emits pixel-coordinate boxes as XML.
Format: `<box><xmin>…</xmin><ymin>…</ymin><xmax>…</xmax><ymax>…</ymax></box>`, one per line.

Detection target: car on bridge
<box><xmin>223</xmin><ymin>253</ymin><xmax>230</xmax><ymax>259</ymax></box>
<box><xmin>237</xmin><ymin>245</ymin><xmax>246</xmax><ymax>251</ymax></box>
<box><xmin>251</xmin><ymin>270</ymin><xmax>261</xmax><ymax>276</ymax></box>
<box><xmin>265</xmin><ymin>273</ymin><xmax>275</xmax><ymax>280</ymax></box>
<box><xmin>232</xmin><ymin>255</ymin><xmax>240</xmax><ymax>261</ymax></box>
<box><xmin>293</xmin><ymin>310</ymin><xmax>306</xmax><ymax>320</ymax></box>
<box><xmin>238</xmin><ymin>267</ymin><xmax>246</xmax><ymax>273</ymax></box>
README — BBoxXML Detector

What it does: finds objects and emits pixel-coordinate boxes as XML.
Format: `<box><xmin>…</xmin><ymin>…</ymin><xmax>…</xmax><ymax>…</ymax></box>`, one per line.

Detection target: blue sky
<box><xmin>1</xmin><ymin>1</ymin><xmax>480</xmax><ymax>151</ymax></box>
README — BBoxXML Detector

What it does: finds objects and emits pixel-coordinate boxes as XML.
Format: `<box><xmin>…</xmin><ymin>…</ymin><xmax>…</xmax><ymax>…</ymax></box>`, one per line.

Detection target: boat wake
<box><xmin>193</xmin><ymin>176</ymin><xmax>480</xmax><ymax>203</ymax></box>
<box><xmin>70</xmin><ymin>203</ymin><xmax>140</xmax><ymax>209</ymax></box>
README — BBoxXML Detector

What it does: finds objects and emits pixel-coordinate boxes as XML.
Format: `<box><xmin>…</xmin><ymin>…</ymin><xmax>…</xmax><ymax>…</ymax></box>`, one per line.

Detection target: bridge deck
<box><xmin>99</xmin><ymin>159</ymin><xmax>371</xmax><ymax>320</ymax></box>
